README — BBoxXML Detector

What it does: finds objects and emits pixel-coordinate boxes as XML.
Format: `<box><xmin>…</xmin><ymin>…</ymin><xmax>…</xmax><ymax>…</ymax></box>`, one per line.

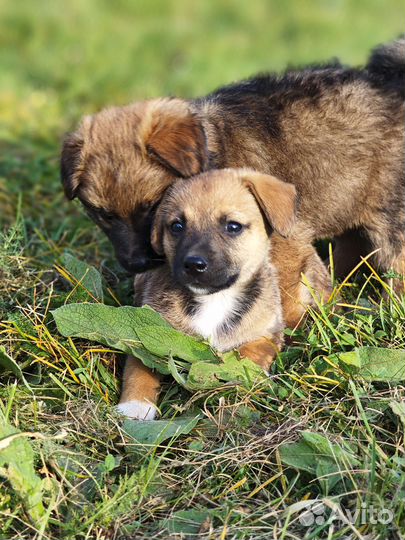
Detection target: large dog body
<box><xmin>118</xmin><ymin>170</ymin><xmax>331</xmax><ymax>420</ymax></box>
<box><xmin>61</xmin><ymin>39</ymin><xmax>405</xmax><ymax>280</ymax></box>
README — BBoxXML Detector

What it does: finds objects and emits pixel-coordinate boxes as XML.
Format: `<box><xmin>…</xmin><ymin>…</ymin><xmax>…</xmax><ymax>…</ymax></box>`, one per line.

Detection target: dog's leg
<box><xmin>364</xmin><ymin>223</ymin><xmax>405</xmax><ymax>295</ymax></box>
<box><xmin>271</xmin><ymin>235</ymin><xmax>331</xmax><ymax>328</ymax></box>
<box><xmin>239</xmin><ymin>335</ymin><xmax>283</xmax><ymax>372</ymax></box>
<box><xmin>300</xmin><ymin>244</ymin><xmax>332</xmax><ymax>301</ymax></box>
<box><xmin>382</xmin><ymin>246</ymin><xmax>405</xmax><ymax>295</ymax></box>
<box><xmin>332</xmin><ymin>228</ymin><xmax>371</xmax><ymax>280</ymax></box>
<box><xmin>117</xmin><ymin>356</ymin><xmax>161</xmax><ymax>420</ymax></box>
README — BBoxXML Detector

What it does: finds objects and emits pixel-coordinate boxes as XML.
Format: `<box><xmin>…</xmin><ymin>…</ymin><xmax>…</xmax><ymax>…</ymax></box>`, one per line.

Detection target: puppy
<box><xmin>118</xmin><ymin>169</ymin><xmax>331</xmax><ymax>420</ymax></box>
<box><xmin>61</xmin><ymin>38</ymin><xmax>404</xmax><ymax>283</ymax></box>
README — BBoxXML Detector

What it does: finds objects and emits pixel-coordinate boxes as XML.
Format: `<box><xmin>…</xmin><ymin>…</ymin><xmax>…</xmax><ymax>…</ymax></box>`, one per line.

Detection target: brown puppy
<box><xmin>118</xmin><ymin>169</ymin><xmax>331</xmax><ymax>420</ymax></box>
<box><xmin>61</xmin><ymin>38</ymin><xmax>404</xmax><ymax>282</ymax></box>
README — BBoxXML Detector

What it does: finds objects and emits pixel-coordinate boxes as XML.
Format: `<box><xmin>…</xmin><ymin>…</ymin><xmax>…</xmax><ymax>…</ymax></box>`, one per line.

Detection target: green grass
<box><xmin>1</xmin><ymin>1</ymin><xmax>405</xmax><ymax>538</ymax></box>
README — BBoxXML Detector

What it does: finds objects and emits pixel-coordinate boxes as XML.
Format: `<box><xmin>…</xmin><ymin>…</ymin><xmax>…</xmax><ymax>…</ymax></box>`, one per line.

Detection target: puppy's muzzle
<box><xmin>117</xmin><ymin>251</ymin><xmax>164</xmax><ymax>274</ymax></box>
<box><xmin>174</xmin><ymin>251</ymin><xmax>239</xmax><ymax>295</ymax></box>
<box><xmin>183</xmin><ymin>255</ymin><xmax>208</xmax><ymax>275</ymax></box>
<box><xmin>119</xmin><ymin>255</ymin><xmax>150</xmax><ymax>274</ymax></box>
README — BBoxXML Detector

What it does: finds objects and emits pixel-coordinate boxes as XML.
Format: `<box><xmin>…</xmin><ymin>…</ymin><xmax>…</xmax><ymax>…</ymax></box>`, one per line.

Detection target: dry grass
<box><xmin>1</xmin><ymin>1</ymin><xmax>405</xmax><ymax>538</ymax></box>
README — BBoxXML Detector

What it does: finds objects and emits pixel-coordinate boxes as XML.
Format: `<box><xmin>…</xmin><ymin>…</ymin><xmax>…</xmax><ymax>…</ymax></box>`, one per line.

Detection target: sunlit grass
<box><xmin>1</xmin><ymin>0</ymin><xmax>405</xmax><ymax>538</ymax></box>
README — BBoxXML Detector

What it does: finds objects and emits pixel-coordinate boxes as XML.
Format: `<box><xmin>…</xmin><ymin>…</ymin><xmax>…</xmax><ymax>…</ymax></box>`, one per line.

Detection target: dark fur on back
<box><xmin>206</xmin><ymin>63</ymin><xmax>363</xmax><ymax>104</ymax></box>
<box><xmin>201</xmin><ymin>61</ymin><xmax>403</xmax><ymax>169</ymax></box>
<box><xmin>367</xmin><ymin>35</ymin><xmax>405</xmax><ymax>95</ymax></box>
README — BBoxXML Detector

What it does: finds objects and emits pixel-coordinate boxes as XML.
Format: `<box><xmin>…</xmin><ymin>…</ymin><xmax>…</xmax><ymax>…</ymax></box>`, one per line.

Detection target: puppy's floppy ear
<box><xmin>61</xmin><ymin>131</ymin><xmax>84</xmax><ymax>200</ymax></box>
<box><xmin>146</xmin><ymin>102</ymin><xmax>208</xmax><ymax>178</ymax></box>
<box><xmin>243</xmin><ymin>172</ymin><xmax>296</xmax><ymax>237</ymax></box>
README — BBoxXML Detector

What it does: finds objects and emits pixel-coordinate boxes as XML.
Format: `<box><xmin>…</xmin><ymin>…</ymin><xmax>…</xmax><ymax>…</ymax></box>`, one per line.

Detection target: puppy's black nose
<box><xmin>183</xmin><ymin>255</ymin><xmax>208</xmax><ymax>274</ymax></box>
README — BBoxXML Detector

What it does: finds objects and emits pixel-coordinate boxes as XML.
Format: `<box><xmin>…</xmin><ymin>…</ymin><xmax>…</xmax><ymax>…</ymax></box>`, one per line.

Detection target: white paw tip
<box><xmin>116</xmin><ymin>400</ymin><xmax>157</xmax><ymax>421</ymax></box>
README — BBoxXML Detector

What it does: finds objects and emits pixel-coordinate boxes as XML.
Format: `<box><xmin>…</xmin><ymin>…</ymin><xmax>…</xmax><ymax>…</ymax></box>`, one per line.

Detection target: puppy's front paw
<box><xmin>116</xmin><ymin>400</ymin><xmax>157</xmax><ymax>420</ymax></box>
<box><xmin>238</xmin><ymin>336</ymin><xmax>282</xmax><ymax>373</ymax></box>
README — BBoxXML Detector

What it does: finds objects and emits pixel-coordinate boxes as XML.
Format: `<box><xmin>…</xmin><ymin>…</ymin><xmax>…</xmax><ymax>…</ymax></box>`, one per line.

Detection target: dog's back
<box><xmin>366</xmin><ymin>35</ymin><xmax>405</xmax><ymax>96</ymax></box>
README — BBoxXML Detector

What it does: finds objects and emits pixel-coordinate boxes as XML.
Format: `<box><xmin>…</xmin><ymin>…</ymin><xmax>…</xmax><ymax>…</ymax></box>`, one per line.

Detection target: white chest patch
<box><xmin>190</xmin><ymin>288</ymin><xmax>238</xmax><ymax>346</ymax></box>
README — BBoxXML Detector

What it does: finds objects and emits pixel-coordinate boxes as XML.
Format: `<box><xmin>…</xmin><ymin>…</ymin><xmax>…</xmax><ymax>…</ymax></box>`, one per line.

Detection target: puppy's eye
<box><xmin>225</xmin><ymin>221</ymin><xmax>243</xmax><ymax>234</ymax></box>
<box><xmin>170</xmin><ymin>220</ymin><xmax>185</xmax><ymax>234</ymax></box>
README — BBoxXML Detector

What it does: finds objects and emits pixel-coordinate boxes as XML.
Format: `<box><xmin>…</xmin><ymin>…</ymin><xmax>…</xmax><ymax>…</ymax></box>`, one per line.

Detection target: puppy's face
<box><xmin>152</xmin><ymin>169</ymin><xmax>296</xmax><ymax>295</ymax></box>
<box><xmin>61</xmin><ymin>99</ymin><xmax>208</xmax><ymax>273</ymax></box>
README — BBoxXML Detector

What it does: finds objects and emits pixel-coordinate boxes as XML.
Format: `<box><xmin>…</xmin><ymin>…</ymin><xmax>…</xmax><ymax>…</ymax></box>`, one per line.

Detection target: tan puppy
<box><xmin>118</xmin><ymin>169</ymin><xmax>331</xmax><ymax>420</ymax></box>
<box><xmin>61</xmin><ymin>38</ymin><xmax>404</xmax><ymax>282</ymax></box>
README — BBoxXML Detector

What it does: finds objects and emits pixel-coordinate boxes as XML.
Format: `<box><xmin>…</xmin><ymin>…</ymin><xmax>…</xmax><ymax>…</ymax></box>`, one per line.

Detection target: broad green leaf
<box><xmin>162</xmin><ymin>509</ymin><xmax>212</xmax><ymax>535</ymax></box>
<box><xmin>52</xmin><ymin>304</ymin><xmax>217</xmax><ymax>376</ymax></box>
<box><xmin>302</xmin><ymin>432</ymin><xmax>357</xmax><ymax>465</ymax></box>
<box><xmin>340</xmin><ymin>333</ymin><xmax>356</xmax><ymax>346</ymax></box>
<box><xmin>335</xmin><ymin>351</ymin><xmax>361</xmax><ymax>369</ymax></box>
<box><xmin>336</xmin><ymin>347</ymin><xmax>405</xmax><ymax>381</ymax></box>
<box><xmin>187</xmin><ymin>351</ymin><xmax>266</xmax><ymax>390</ymax></box>
<box><xmin>279</xmin><ymin>431</ymin><xmax>358</xmax><ymax>493</ymax></box>
<box><xmin>0</xmin><ymin>422</ymin><xmax>45</xmax><ymax>525</ymax></box>
<box><xmin>61</xmin><ymin>253</ymin><xmax>104</xmax><ymax>302</ymax></box>
<box><xmin>52</xmin><ymin>303</ymin><xmax>268</xmax><ymax>390</ymax></box>
<box><xmin>279</xmin><ymin>440</ymin><xmax>319</xmax><ymax>475</ymax></box>
<box><xmin>130</xmin><ymin>307</ymin><xmax>216</xmax><ymax>362</ymax></box>
<box><xmin>130</xmin><ymin>347</ymin><xmax>171</xmax><ymax>375</ymax></box>
<box><xmin>303</xmin><ymin>432</ymin><xmax>358</xmax><ymax>492</ymax></box>
<box><xmin>123</xmin><ymin>413</ymin><xmax>201</xmax><ymax>446</ymax></box>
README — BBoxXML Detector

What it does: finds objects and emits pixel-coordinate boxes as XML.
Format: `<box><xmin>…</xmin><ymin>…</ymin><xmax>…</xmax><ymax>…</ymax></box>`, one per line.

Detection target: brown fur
<box><xmin>61</xmin><ymin>44</ymin><xmax>405</xmax><ymax>280</ymax></box>
<box><xmin>119</xmin><ymin>169</ymin><xmax>331</xmax><ymax>417</ymax></box>
<box><xmin>120</xmin><ymin>356</ymin><xmax>161</xmax><ymax>408</ymax></box>
<box><xmin>243</xmin><ymin>173</ymin><xmax>297</xmax><ymax>237</ymax></box>
<box><xmin>270</xmin><ymin>234</ymin><xmax>331</xmax><ymax>328</ymax></box>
